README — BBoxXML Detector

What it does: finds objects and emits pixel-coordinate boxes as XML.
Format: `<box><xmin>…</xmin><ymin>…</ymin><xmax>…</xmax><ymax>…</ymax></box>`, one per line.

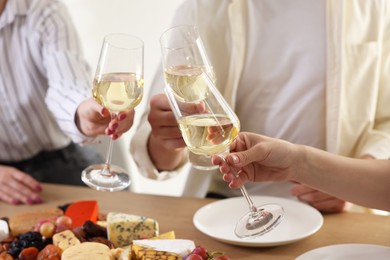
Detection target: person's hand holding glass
<box><xmin>82</xmin><ymin>33</ymin><xmax>144</xmax><ymax>192</ymax></box>
<box><xmin>161</xmin><ymin>25</ymin><xmax>284</xmax><ymax>238</ymax></box>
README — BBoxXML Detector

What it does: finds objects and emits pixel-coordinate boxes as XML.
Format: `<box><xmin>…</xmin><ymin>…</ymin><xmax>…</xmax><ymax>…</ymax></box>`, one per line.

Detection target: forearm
<box><xmin>148</xmin><ymin>134</ymin><xmax>187</xmax><ymax>171</ymax></box>
<box><xmin>296</xmin><ymin>145</ymin><xmax>390</xmax><ymax>211</ymax></box>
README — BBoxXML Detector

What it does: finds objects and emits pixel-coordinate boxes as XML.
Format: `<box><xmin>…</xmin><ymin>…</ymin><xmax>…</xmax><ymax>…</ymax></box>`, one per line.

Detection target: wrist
<box><xmin>148</xmin><ymin>135</ymin><xmax>186</xmax><ymax>171</ymax></box>
<box><xmin>291</xmin><ymin>144</ymin><xmax>309</xmax><ymax>182</ymax></box>
<box><xmin>74</xmin><ymin>109</ymin><xmax>84</xmax><ymax>135</ymax></box>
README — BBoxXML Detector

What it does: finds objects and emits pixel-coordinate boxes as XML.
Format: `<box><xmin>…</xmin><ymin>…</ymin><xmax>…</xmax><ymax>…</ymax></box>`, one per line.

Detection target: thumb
<box><xmin>226</xmin><ymin>148</ymin><xmax>258</xmax><ymax>168</ymax></box>
<box><xmin>100</xmin><ymin>107</ymin><xmax>111</xmax><ymax>118</ymax></box>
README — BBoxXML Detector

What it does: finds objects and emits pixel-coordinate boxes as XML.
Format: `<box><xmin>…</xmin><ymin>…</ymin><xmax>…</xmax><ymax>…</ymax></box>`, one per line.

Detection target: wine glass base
<box><xmin>189</xmin><ymin>152</ymin><xmax>218</xmax><ymax>171</ymax></box>
<box><xmin>81</xmin><ymin>164</ymin><xmax>130</xmax><ymax>192</ymax></box>
<box><xmin>235</xmin><ymin>203</ymin><xmax>284</xmax><ymax>239</ymax></box>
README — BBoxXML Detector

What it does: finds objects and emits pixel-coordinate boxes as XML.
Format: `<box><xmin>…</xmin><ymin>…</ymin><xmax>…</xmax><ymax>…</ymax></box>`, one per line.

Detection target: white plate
<box><xmin>296</xmin><ymin>244</ymin><xmax>390</xmax><ymax>259</ymax></box>
<box><xmin>193</xmin><ymin>196</ymin><xmax>323</xmax><ymax>247</ymax></box>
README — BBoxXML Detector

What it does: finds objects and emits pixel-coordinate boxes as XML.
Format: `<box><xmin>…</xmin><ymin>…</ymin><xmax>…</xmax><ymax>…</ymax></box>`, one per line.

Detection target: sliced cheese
<box><xmin>52</xmin><ymin>230</ymin><xmax>80</xmax><ymax>251</ymax></box>
<box><xmin>132</xmin><ymin>239</ymin><xmax>195</xmax><ymax>258</ymax></box>
<box><xmin>107</xmin><ymin>212</ymin><xmax>159</xmax><ymax>247</ymax></box>
<box><xmin>61</xmin><ymin>242</ymin><xmax>111</xmax><ymax>260</ymax></box>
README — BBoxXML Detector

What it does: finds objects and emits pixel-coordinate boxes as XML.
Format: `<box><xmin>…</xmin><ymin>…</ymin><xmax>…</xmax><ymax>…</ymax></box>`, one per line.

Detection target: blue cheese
<box><xmin>107</xmin><ymin>212</ymin><xmax>159</xmax><ymax>247</ymax></box>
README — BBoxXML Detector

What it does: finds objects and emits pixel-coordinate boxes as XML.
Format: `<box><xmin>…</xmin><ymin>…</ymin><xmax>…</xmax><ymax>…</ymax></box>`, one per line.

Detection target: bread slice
<box><xmin>8</xmin><ymin>208</ymin><xmax>63</xmax><ymax>236</ymax></box>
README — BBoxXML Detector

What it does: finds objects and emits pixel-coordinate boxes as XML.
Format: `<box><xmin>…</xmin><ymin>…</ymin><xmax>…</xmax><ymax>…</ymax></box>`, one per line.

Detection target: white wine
<box><xmin>178</xmin><ymin>114</ymin><xmax>239</xmax><ymax>156</ymax></box>
<box><xmin>93</xmin><ymin>72</ymin><xmax>143</xmax><ymax>112</ymax></box>
<box><xmin>164</xmin><ymin>65</ymin><xmax>215</xmax><ymax>102</ymax></box>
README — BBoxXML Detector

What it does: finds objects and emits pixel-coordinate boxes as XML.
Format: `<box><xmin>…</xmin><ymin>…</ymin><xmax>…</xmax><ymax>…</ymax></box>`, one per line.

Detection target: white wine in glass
<box><xmin>160</xmin><ymin>25</ymin><xmax>218</xmax><ymax>170</ymax></box>
<box><xmin>82</xmin><ymin>33</ymin><xmax>144</xmax><ymax>192</ymax></box>
<box><xmin>163</xmin><ymin>34</ymin><xmax>284</xmax><ymax>238</ymax></box>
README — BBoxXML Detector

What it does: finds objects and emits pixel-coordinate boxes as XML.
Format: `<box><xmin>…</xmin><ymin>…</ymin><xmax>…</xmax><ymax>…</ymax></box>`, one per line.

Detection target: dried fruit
<box><xmin>0</xmin><ymin>251</ymin><xmax>13</xmax><ymax>260</ymax></box>
<box><xmin>36</xmin><ymin>244</ymin><xmax>62</xmax><ymax>260</ymax></box>
<box><xmin>18</xmin><ymin>247</ymin><xmax>39</xmax><ymax>260</ymax></box>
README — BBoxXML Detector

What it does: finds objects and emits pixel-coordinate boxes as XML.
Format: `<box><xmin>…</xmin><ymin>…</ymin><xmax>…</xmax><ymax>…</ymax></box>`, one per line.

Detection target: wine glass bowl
<box><xmin>82</xmin><ymin>33</ymin><xmax>144</xmax><ymax>192</ymax></box>
<box><xmin>93</xmin><ymin>72</ymin><xmax>143</xmax><ymax>113</ymax></box>
<box><xmin>165</xmin><ymin>72</ymin><xmax>240</xmax><ymax>160</ymax></box>
<box><xmin>160</xmin><ymin>25</ymin><xmax>218</xmax><ymax>170</ymax></box>
<box><xmin>161</xmin><ymin>25</ymin><xmax>284</xmax><ymax>238</ymax></box>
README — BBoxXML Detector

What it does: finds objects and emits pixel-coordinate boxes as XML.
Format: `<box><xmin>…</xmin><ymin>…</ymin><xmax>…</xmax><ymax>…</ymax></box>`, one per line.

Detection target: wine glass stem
<box><xmin>102</xmin><ymin>113</ymin><xmax>116</xmax><ymax>175</ymax></box>
<box><xmin>222</xmin><ymin>157</ymin><xmax>258</xmax><ymax>215</ymax></box>
<box><xmin>239</xmin><ymin>185</ymin><xmax>258</xmax><ymax>213</ymax></box>
<box><xmin>103</xmin><ymin>138</ymin><xmax>114</xmax><ymax>174</ymax></box>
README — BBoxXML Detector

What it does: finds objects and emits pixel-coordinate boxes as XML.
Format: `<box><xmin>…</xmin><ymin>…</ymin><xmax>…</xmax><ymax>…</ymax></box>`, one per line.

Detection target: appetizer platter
<box><xmin>0</xmin><ymin>200</ymin><xmax>230</xmax><ymax>260</ymax></box>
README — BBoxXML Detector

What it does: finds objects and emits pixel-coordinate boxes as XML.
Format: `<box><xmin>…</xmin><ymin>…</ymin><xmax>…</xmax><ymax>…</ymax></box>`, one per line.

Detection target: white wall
<box><xmin>62</xmin><ymin>0</ymin><xmax>190</xmax><ymax>196</ymax></box>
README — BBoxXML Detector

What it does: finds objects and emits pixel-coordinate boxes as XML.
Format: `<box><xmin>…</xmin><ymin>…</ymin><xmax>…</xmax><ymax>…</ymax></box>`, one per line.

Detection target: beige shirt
<box><xmin>130</xmin><ymin>0</ymin><xmax>390</xmax><ymax>198</ymax></box>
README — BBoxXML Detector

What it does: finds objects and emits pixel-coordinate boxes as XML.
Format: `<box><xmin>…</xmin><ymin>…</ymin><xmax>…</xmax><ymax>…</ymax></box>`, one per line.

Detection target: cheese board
<box><xmin>0</xmin><ymin>200</ymin><xmax>230</xmax><ymax>260</ymax></box>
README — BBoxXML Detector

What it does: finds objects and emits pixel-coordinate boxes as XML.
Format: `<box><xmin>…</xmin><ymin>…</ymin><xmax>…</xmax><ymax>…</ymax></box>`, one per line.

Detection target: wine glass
<box><xmin>162</xmin><ymin>29</ymin><xmax>284</xmax><ymax>238</ymax></box>
<box><xmin>160</xmin><ymin>25</ymin><xmax>218</xmax><ymax>170</ymax></box>
<box><xmin>82</xmin><ymin>33</ymin><xmax>144</xmax><ymax>192</ymax></box>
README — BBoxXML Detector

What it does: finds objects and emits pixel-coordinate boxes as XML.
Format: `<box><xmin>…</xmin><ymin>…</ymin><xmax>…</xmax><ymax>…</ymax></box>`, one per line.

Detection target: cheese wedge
<box><xmin>132</xmin><ymin>246</ymin><xmax>182</xmax><ymax>260</ymax></box>
<box><xmin>65</xmin><ymin>200</ymin><xmax>99</xmax><ymax>228</ymax></box>
<box><xmin>150</xmin><ymin>231</ymin><xmax>176</xmax><ymax>240</ymax></box>
<box><xmin>132</xmin><ymin>239</ymin><xmax>195</xmax><ymax>258</ymax></box>
<box><xmin>107</xmin><ymin>212</ymin><xmax>159</xmax><ymax>247</ymax></box>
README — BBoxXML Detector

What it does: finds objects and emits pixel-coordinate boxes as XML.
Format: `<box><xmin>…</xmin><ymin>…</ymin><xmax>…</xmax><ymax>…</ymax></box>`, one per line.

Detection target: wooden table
<box><xmin>1</xmin><ymin>183</ymin><xmax>390</xmax><ymax>259</ymax></box>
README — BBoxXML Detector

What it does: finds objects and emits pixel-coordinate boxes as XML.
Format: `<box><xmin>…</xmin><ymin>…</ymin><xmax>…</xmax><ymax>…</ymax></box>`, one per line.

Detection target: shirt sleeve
<box><xmin>36</xmin><ymin>1</ymin><xmax>96</xmax><ymax>144</ymax></box>
<box><xmin>130</xmin><ymin>72</ymin><xmax>189</xmax><ymax>180</ymax></box>
<box><xmin>130</xmin><ymin>0</ymin><xmax>199</xmax><ymax>179</ymax></box>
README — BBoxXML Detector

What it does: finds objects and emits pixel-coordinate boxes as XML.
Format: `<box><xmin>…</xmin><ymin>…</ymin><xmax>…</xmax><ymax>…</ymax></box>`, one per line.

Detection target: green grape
<box><xmin>39</xmin><ymin>222</ymin><xmax>56</xmax><ymax>238</ymax></box>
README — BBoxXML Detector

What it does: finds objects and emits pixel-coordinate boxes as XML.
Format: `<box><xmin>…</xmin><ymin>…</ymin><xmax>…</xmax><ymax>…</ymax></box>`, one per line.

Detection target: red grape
<box><xmin>191</xmin><ymin>246</ymin><xmax>207</xmax><ymax>259</ymax></box>
<box><xmin>34</xmin><ymin>216</ymin><xmax>57</xmax><ymax>231</ymax></box>
<box><xmin>186</xmin><ymin>254</ymin><xmax>203</xmax><ymax>260</ymax></box>
<box><xmin>55</xmin><ymin>216</ymin><xmax>72</xmax><ymax>228</ymax></box>
<box><xmin>55</xmin><ymin>224</ymin><xmax>70</xmax><ymax>233</ymax></box>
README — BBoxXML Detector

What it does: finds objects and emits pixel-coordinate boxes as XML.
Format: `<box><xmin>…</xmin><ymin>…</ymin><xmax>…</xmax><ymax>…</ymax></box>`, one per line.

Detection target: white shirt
<box><xmin>0</xmin><ymin>0</ymin><xmax>93</xmax><ymax>161</ymax></box>
<box><xmin>210</xmin><ymin>0</ymin><xmax>326</xmax><ymax>197</ymax></box>
<box><xmin>238</xmin><ymin>0</ymin><xmax>326</xmax><ymax>146</ymax></box>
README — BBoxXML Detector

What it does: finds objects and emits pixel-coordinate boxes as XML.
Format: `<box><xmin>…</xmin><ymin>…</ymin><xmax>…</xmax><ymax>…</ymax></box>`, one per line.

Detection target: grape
<box><xmin>8</xmin><ymin>240</ymin><xmax>24</xmax><ymax>258</ymax></box>
<box><xmin>186</xmin><ymin>254</ymin><xmax>203</xmax><ymax>260</ymax></box>
<box><xmin>8</xmin><ymin>231</ymin><xmax>44</xmax><ymax>258</ymax></box>
<box><xmin>34</xmin><ymin>216</ymin><xmax>57</xmax><ymax>231</ymax></box>
<box><xmin>39</xmin><ymin>222</ymin><xmax>56</xmax><ymax>238</ymax></box>
<box><xmin>55</xmin><ymin>224</ymin><xmax>70</xmax><ymax>233</ymax></box>
<box><xmin>55</xmin><ymin>216</ymin><xmax>72</xmax><ymax>228</ymax></box>
<box><xmin>191</xmin><ymin>246</ymin><xmax>207</xmax><ymax>259</ymax></box>
<box><xmin>18</xmin><ymin>231</ymin><xmax>42</xmax><ymax>242</ymax></box>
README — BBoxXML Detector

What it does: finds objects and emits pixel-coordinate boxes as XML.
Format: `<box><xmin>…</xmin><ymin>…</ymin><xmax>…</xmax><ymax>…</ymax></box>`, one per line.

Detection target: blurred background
<box><xmin>62</xmin><ymin>0</ymin><xmax>190</xmax><ymax>196</ymax></box>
